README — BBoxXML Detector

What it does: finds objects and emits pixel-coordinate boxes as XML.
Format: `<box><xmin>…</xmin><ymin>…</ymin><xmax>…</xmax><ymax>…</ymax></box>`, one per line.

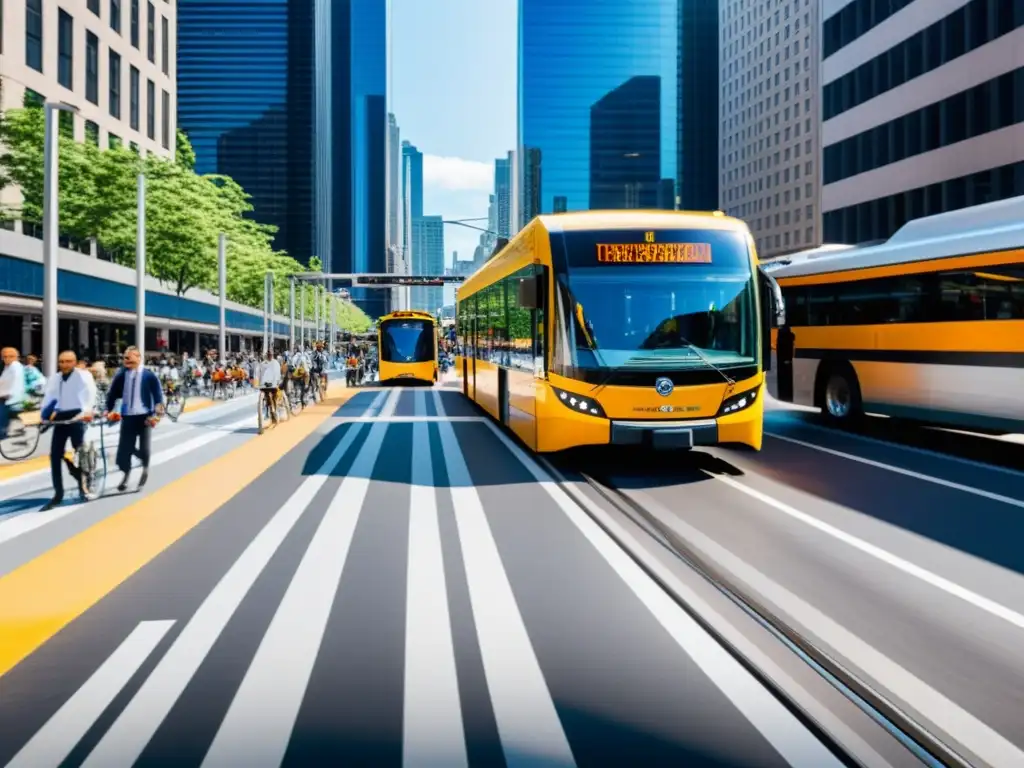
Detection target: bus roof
<box><xmin>379</xmin><ymin>310</ymin><xmax>435</xmax><ymax>323</ymax></box>
<box><xmin>459</xmin><ymin>210</ymin><xmax>752</xmax><ymax>297</ymax></box>
<box><xmin>768</xmin><ymin>194</ymin><xmax>1024</xmax><ymax>280</ymax></box>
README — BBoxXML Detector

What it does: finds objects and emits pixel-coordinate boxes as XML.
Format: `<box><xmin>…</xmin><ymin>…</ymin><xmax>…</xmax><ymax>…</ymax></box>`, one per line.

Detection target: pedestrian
<box><xmin>39</xmin><ymin>350</ymin><xmax>95</xmax><ymax>510</ymax></box>
<box><xmin>0</xmin><ymin>347</ymin><xmax>25</xmax><ymax>439</ymax></box>
<box><xmin>105</xmin><ymin>345</ymin><xmax>165</xmax><ymax>491</ymax></box>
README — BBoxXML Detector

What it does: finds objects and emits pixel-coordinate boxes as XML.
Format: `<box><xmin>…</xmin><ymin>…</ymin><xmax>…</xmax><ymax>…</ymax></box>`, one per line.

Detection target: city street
<box><xmin>0</xmin><ymin>383</ymin><xmax>1021</xmax><ymax>766</ymax></box>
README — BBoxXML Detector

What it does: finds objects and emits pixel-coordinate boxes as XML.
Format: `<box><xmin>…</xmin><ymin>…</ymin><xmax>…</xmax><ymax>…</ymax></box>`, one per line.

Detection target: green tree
<box><xmin>175</xmin><ymin>129</ymin><xmax>196</xmax><ymax>171</ymax></box>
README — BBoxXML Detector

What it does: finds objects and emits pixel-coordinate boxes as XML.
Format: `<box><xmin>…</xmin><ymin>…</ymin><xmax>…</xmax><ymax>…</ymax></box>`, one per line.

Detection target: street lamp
<box><xmin>42</xmin><ymin>101</ymin><xmax>79</xmax><ymax>378</ymax></box>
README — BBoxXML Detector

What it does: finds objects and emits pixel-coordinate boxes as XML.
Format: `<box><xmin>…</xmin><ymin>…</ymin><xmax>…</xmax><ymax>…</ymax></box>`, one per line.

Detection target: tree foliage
<box><xmin>0</xmin><ymin>107</ymin><xmax>372</xmax><ymax>332</ymax></box>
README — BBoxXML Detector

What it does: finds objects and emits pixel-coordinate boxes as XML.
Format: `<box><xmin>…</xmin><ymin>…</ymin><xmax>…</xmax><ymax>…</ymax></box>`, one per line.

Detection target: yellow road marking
<box><xmin>0</xmin><ymin>388</ymin><xmax>359</xmax><ymax>678</ymax></box>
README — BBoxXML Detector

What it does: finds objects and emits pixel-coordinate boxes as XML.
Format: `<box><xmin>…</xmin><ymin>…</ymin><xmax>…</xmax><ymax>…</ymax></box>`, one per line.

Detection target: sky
<box><xmin>389</xmin><ymin>0</ymin><xmax>517</xmax><ymax>290</ymax></box>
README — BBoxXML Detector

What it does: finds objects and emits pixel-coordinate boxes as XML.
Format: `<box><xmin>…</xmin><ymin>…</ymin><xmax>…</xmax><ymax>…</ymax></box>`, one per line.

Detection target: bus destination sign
<box><xmin>596</xmin><ymin>241</ymin><xmax>712</xmax><ymax>264</ymax></box>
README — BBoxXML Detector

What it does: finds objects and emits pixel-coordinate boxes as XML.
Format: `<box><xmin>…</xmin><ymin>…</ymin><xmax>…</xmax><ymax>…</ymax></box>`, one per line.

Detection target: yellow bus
<box><xmin>766</xmin><ymin>195</ymin><xmax>1024</xmax><ymax>432</ymax></box>
<box><xmin>377</xmin><ymin>310</ymin><xmax>438</xmax><ymax>385</ymax></box>
<box><xmin>455</xmin><ymin>210</ymin><xmax>785</xmax><ymax>452</ymax></box>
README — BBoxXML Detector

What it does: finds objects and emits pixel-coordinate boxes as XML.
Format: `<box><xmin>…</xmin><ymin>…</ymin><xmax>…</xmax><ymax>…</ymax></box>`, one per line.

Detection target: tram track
<box><xmin>539</xmin><ymin>452</ymin><xmax>973</xmax><ymax>768</ymax></box>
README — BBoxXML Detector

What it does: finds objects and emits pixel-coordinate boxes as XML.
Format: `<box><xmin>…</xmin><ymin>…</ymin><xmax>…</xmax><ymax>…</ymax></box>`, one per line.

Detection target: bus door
<box><xmin>470</xmin><ymin>316</ymin><xmax>478</xmax><ymax>399</ymax></box>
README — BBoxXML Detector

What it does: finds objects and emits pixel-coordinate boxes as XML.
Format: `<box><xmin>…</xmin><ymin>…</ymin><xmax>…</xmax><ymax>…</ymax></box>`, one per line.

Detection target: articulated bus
<box><xmin>455</xmin><ymin>211</ymin><xmax>785</xmax><ymax>453</ymax></box>
<box><xmin>377</xmin><ymin>310</ymin><xmax>438</xmax><ymax>385</ymax></box>
<box><xmin>766</xmin><ymin>195</ymin><xmax>1024</xmax><ymax>433</ymax></box>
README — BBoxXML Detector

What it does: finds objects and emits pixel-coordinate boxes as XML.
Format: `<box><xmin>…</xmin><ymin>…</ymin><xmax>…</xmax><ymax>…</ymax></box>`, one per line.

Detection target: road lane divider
<box><xmin>78</xmin><ymin>391</ymin><xmax>386</xmax><ymax>767</ymax></box>
<box><xmin>456</xmin><ymin>394</ymin><xmax>847</xmax><ymax>768</ymax></box>
<box><xmin>402</xmin><ymin>390</ymin><xmax>468</xmax><ymax>766</ymax></box>
<box><xmin>0</xmin><ymin>414</ymin><xmax>256</xmax><ymax>546</ymax></box>
<box><xmin>628</xmin><ymin>488</ymin><xmax>1024</xmax><ymax>768</ymax></box>
<box><xmin>711</xmin><ymin>473</ymin><xmax>1024</xmax><ymax>631</ymax></box>
<box><xmin>432</xmin><ymin>392</ymin><xmax>577</xmax><ymax>766</ymax></box>
<box><xmin>5</xmin><ymin>620</ymin><xmax>176</xmax><ymax>768</ymax></box>
<box><xmin>0</xmin><ymin>388</ymin><xmax>362</xmax><ymax>681</ymax></box>
<box><xmin>201</xmin><ymin>410</ymin><xmax>391</xmax><ymax>767</ymax></box>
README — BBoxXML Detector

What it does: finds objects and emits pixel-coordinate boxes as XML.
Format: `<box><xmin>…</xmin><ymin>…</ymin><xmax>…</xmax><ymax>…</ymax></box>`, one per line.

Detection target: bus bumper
<box><xmin>610</xmin><ymin>419</ymin><xmax>719</xmax><ymax>449</ymax></box>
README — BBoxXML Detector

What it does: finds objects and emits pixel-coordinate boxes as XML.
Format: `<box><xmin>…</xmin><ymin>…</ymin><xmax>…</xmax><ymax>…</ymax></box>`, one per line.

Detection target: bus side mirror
<box><xmin>758</xmin><ymin>269</ymin><xmax>785</xmax><ymax>328</ymax></box>
<box><xmin>518</xmin><ymin>275</ymin><xmax>542</xmax><ymax>310</ymax></box>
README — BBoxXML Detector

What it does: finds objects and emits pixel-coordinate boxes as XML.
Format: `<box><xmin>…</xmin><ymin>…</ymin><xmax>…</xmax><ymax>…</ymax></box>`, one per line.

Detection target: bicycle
<box><xmin>0</xmin><ymin>410</ymin><xmax>42</xmax><ymax>460</ymax></box>
<box><xmin>39</xmin><ymin>414</ymin><xmax>109</xmax><ymax>501</ymax></box>
<box><xmin>257</xmin><ymin>386</ymin><xmax>290</xmax><ymax>434</ymax></box>
<box><xmin>164</xmin><ymin>381</ymin><xmax>185</xmax><ymax>422</ymax></box>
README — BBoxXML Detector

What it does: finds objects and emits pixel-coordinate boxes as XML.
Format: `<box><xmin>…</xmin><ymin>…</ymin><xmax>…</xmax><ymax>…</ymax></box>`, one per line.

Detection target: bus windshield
<box><xmin>380</xmin><ymin>320</ymin><xmax>435</xmax><ymax>363</ymax></box>
<box><xmin>557</xmin><ymin>229</ymin><xmax>757</xmax><ymax>370</ymax></box>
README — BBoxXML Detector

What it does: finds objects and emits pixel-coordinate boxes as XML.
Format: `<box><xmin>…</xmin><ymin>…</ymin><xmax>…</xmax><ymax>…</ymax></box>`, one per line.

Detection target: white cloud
<box><xmin>423</xmin><ymin>154</ymin><xmax>492</xmax><ymax>192</ymax></box>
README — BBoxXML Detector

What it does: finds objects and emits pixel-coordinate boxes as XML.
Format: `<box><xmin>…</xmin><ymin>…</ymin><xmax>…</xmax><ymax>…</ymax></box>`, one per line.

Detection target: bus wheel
<box><xmin>821</xmin><ymin>365</ymin><xmax>862</xmax><ymax>424</ymax></box>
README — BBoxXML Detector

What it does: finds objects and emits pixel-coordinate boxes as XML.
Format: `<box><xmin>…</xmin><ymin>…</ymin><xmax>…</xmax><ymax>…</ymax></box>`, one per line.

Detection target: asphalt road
<box><xmin>565</xmin><ymin>398</ymin><xmax>1024</xmax><ymax>768</ymax></box>
<box><xmin>0</xmin><ymin>383</ymin><xmax>1016</xmax><ymax>766</ymax></box>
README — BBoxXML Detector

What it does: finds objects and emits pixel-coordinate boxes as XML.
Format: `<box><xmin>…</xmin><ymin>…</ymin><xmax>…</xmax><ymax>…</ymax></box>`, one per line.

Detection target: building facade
<box><xmin>678</xmin><ymin>0</ymin><xmax>720</xmax><ymax>210</ymax></box>
<box><xmin>719</xmin><ymin>0</ymin><xmax>822</xmax><ymax>258</ymax></box>
<box><xmin>410</xmin><ymin>215</ymin><xmax>443</xmax><ymax>315</ymax></box>
<box><xmin>494</xmin><ymin>153</ymin><xmax>512</xmax><ymax>238</ymax></box>
<box><xmin>821</xmin><ymin>0</ymin><xmax>1024</xmax><ymax>244</ymax></box>
<box><xmin>517</xmin><ymin>0</ymin><xmax>679</xmax><ymax>226</ymax></box>
<box><xmin>178</xmin><ymin>0</ymin><xmax>313</xmax><ymax>264</ymax></box>
<box><xmin>1</xmin><ymin>0</ymin><xmax>176</xmax><ymax>224</ymax></box>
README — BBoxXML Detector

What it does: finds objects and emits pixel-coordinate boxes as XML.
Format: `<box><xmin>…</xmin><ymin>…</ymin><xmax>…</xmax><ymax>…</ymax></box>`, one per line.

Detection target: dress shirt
<box><xmin>0</xmin><ymin>360</ymin><xmax>25</xmax><ymax>403</ymax></box>
<box><xmin>41</xmin><ymin>369</ymin><xmax>93</xmax><ymax>414</ymax></box>
<box><xmin>80</xmin><ymin>368</ymin><xmax>97</xmax><ymax>408</ymax></box>
<box><xmin>257</xmin><ymin>360</ymin><xmax>282</xmax><ymax>388</ymax></box>
<box><xmin>122</xmin><ymin>368</ymin><xmax>149</xmax><ymax>416</ymax></box>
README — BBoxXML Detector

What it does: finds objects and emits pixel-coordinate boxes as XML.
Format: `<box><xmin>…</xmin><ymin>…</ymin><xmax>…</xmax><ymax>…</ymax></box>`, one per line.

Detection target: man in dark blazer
<box><xmin>105</xmin><ymin>345</ymin><xmax>165</xmax><ymax>491</ymax></box>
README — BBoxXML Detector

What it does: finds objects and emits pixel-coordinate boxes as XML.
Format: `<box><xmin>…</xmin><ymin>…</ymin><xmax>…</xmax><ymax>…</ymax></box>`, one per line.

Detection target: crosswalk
<box><xmin>1</xmin><ymin>389</ymin><xmax>842</xmax><ymax>767</ymax></box>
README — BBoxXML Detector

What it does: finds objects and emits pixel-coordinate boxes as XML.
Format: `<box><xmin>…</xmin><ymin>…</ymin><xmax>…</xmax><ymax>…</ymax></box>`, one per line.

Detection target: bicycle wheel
<box><xmin>76</xmin><ymin>441</ymin><xmax>107</xmax><ymax>500</ymax></box>
<box><xmin>165</xmin><ymin>392</ymin><xmax>184</xmax><ymax>422</ymax></box>
<box><xmin>290</xmin><ymin>387</ymin><xmax>303</xmax><ymax>416</ymax></box>
<box><xmin>257</xmin><ymin>393</ymin><xmax>267</xmax><ymax>435</ymax></box>
<box><xmin>276</xmin><ymin>392</ymin><xmax>290</xmax><ymax>422</ymax></box>
<box><xmin>0</xmin><ymin>420</ymin><xmax>41</xmax><ymax>460</ymax></box>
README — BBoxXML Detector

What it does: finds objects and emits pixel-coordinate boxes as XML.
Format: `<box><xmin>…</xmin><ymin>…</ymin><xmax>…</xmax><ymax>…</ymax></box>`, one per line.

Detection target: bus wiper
<box><xmin>675</xmin><ymin>337</ymin><xmax>736</xmax><ymax>387</ymax></box>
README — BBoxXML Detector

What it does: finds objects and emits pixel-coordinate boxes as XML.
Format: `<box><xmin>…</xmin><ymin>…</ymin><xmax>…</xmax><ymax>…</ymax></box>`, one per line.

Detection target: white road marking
<box><xmin>403</xmin><ymin>405</ymin><xmax>467</xmax><ymax>767</ymax></box>
<box><xmin>6</xmin><ymin>620</ymin><xmax>175</xmax><ymax>768</ymax></box>
<box><xmin>337</xmin><ymin>416</ymin><xmax>485</xmax><ymax>423</ymax></box>
<box><xmin>632</xmin><ymin>488</ymin><xmax>1024</xmax><ymax>768</ymax></box>
<box><xmin>765</xmin><ymin>431</ymin><xmax>1024</xmax><ymax>506</ymax></box>
<box><xmin>379</xmin><ymin>388</ymin><xmax>401</xmax><ymax>419</ymax></box>
<box><xmin>713</xmin><ymin>473</ymin><xmax>1024</xmax><ymax>631</ymax></box>
<box><xmin>201</xmin><ymin>419</ymin><xmax>389</xmax><ymax>767</ymax></box>
<box><xmin>432</xmin><ymin>392</ymin><xmax>576</xmax><ymax>767</ymax></box>
<box><xmin>0</xmin><ymin>415</ymin><xmax>256</xmax><ymax>545</ymax></box>
<box><xmin>79</xmin><ymin>412</ymin><xmax>375</xmax><ymax>768</ymax></box>
<box><xmin>481</xmin><ymin>420</ymin><xmax>842</xmax><ymax>768</ymax></box>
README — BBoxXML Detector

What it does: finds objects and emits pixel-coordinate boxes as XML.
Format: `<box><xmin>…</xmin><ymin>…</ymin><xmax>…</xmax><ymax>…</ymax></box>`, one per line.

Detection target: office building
<box><xmin>719</xmin><ymin>0</ymin><xmax>821</xmax><ymax>258</ymax></box>
<box><xmin>1</xmin><ymin>0</ymin><xmax>176</xmax><ymax>229</ymax></box>
<box><xmin>385</xmin><ymin>112</ymin><xmax>405</xmax><ymax>309</ymax></box>
<box><xmin>179</xmin><ymin>0</ymin><xmax>312</xmax><ymax>263</ymax></box>
<box><xmin>411</xmin><ymin>216</ymin><xmax>444</xmax><ymax>314</ymax></box>
<box><xmin>494</xmin><ymin>153</ymin><xmax>513</xmax><ymax>238</ymax></box>
<box><xmin>678</xmin><ymin>0</ymin><xmax>720</xmax><ymax>209</ymax></box>
<box><xmin>821</xmin><ymin>0</ymin><xmax>1024</xmax><ymax>244</ymax></box>
<box><xmin>517</xmin><ymin>0</ymin><xmax>680</xmax><ymax>227</ymax></box>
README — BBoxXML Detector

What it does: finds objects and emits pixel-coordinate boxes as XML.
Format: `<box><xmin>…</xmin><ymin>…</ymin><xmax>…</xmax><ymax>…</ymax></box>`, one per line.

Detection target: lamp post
<box><xmin>41</xmin><ymin>101</ymin><xmax>79</xmax><ymax>377</ymax></box>
<box><xmin>135</xmin><ymin>173</ymin><xmax>146</xmax><ymax>358</ymax></box>
<box><xmin>217</xmin><ymin>233</ymin><xmax>226</xmax><ymax>361</ymax></box>
<box><xmin>289</xmin><ymin>278</ymin><xmax>296</xmax><ymax>349</ymax></box>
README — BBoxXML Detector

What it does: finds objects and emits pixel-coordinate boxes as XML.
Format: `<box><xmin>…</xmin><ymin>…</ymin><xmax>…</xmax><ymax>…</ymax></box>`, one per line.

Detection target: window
<box><xmin>129</xmin><ymin>66</ymin><xmax>140</xmax><ymax>130</ymax></box>
<box><xmin>161</xmin><ymin>16</ymin><xmax>169</xmax><ymax>74</ymax></box>
<box><xmin>109</xmin><ymin>51</ymin><xmax>121</xmax><ymax>118</ymax></box>
<box><xmin>130</xmin><ymin>141</ymin><xmax>139</xmax><ymax>154</ymax></box>
<box><xmin>85</xmin><ymin>120</ymin><xmax>100</xmax><ymax>146</ymax></box>
<box><xmin>147</xmin><ymin>79</ymin><xmax>155</xmax><ymax>139</ymax></box>
<box><xmin>23</xmin><ymin>88</ymin><xmax>45</xmax><ymax>108</ymax></box>
<box><xmin>110</xmin><ymin>0</ymin><xmax>121</xmax><ymax>33</ymax></box>
<box><xmin>147</xmin><ymin>2</ymin><xmax>155</xmax><ymax>62</ymax></box>
<box><xmin>57</xmin><ymin>10</ymin><xmax>74</xmax><ymax>89</ymax></box>
<box><xmin>131</xmin><ymin>0</ymin><xmax>139</xmax><ymax>47</ymax></box>
<box><xmin>85</xmin><ymin>32</ymin><xmax>99</xmax><ymax>104</ymax></box>
<box><xmin>59</xmin><ymin>110</ymin><xmax>74</xmax><ymax>138</ymax></box>
<box><xmin>161</xmin><ymin>89</ymin><xmax>169</xmax><ymax>149</ymax></box>
<box><xmin>25</xmin><ymin>0</ymin><xmax>43</xmax><ymax>71</ymax></box>
<box><xmin>109</xmin><ymin>133</ymin><xmax>122</xmax><ymax>149</ymax></box>
<box><xmin>87</xmin><ymin>0</ymin><xmax>100</xmax><ymax>14</ymax></box>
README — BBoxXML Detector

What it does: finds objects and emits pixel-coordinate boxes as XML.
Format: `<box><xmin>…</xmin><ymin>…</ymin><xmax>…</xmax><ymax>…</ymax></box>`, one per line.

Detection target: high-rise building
<box><xmin>401</xmin><ymin>139</ymin><xmax>424</xmax><ymax>308</ymax></box>
<box><xmin>178</xmin><ymin>0</ymin><xmax>313</xmax><ymax>263</ymax></box>
<box><xmin>1</xmin><ymin>0</ymin><xmax>177</xmax><ymax>228</ymax></box>
<box><xmin>494</xmin><ymin>153</ymin><xmax>513</xmax><ymax>238</ymax></box>
<box><xmin>411</xmin><ymin>216</ymin><xmax>444</xmax><ymax>314</ymax></box>
<box><xmin>678</xmin><ymin>0</ymin><xmax>719</xmax><ymax>210</ymax></box>
<box><xmin>401</xmin><ymin>140</ymin><xmax>424</xmax><ymax>220</ymax></box>
<box><xmin>385</xmin><ymin>112</ymin><xmax>404</xmax><ymax>309</ymax></box>
<box><xmin>719</xmin><ymin>0</ymin><xmax>822</xmax><ymax>258</ymax></box>
<box><xmin>517</xmin><ymin>0</ymin><xmax>680</xmax><ymax>228</ymax></box>
<box><xmin>820</xmin><ymin>0</ymin><xmax>1024</xmax><ymax>245</ymax></box>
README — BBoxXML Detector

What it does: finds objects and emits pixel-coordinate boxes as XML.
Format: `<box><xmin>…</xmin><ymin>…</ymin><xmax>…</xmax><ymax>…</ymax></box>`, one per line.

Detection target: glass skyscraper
<box><xmin>517</xmin><ymin>0</ymin><xmax>719</xmax><ymax>225</ymax></box>
<box><xmin>178</xmin><ymin>0</ymin><xmax>314</xmax><ymax>264</ymax></box>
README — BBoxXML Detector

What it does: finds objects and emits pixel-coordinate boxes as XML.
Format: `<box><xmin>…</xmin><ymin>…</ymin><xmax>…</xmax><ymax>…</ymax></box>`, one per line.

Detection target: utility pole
<box><xmin>135</xmin><ymin>173</ymin><xmax>146</xmax><ymax>358</ymax></box>
<box><xmin>218</xmin><ymin>233</ymin><xmax>226</xmax><ymax>361</ymax></box>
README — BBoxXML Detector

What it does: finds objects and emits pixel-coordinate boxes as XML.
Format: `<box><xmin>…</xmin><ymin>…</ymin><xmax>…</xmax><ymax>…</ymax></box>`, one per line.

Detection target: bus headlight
<box><xmin>717</xmin><ymin>386</ymin><xmax>759</xmax><ymax>417</ymax></box>
<box><xmin>551</xmin><ymin>386</ymin><xmax>606</xmax><ymax>418</ymax></box>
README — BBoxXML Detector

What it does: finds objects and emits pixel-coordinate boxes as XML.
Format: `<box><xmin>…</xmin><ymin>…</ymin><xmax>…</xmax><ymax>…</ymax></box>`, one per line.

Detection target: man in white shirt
<box><xmin>256</xmin><ymin>351</ymin><xmax>283</xmax><ymax>425</ymax></box>
<box><xmin>39</xmin><ymin>350</ymin><xmax>95</xmax><ymax>510</ymax></box>
<box><xmin>0</xmin><ymin>347</ymin><xmax>26</xmax><ymax>439</ymax></box>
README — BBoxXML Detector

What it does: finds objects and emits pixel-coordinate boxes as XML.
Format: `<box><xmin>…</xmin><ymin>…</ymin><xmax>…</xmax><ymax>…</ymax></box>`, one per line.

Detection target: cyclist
<box><xmin>256</xmin><ymin>350</ymin><xmax>282</xmax><ymax>425</ymax></box>
<box><xmin>311</xmin><ymin>342</ymin><xmax>329</xmax><ymax>399</ymax></box>
<box><xmin>39</xmin><ymin>350</ymin><xmax>95</xmax><ymax>510</ymax></box>
<box><xmin>289</xmin><ymin>347</ymin><xmax>311</xmax><ymax>404</ymax></box>
<box><xmin>0</xmin><ymin>347</ymin><xmax>26</xmax><ymax>440</ymax></box>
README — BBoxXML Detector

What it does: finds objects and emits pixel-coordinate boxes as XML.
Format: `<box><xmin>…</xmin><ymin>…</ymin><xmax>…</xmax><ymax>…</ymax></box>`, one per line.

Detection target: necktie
<box><xmin>127</xmin><ymin>372</ymin><xmax>136</xmax><ymax>414</ymax></box>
